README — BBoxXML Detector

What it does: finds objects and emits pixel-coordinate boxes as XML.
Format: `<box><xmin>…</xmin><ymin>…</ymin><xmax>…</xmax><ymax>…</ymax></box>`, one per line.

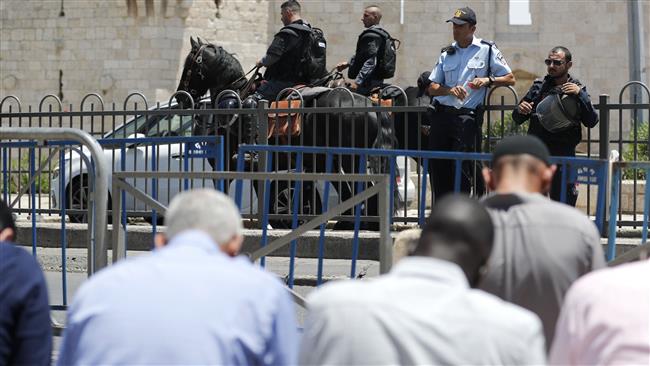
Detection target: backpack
<box><xmin>362</xmin><ymin>27</ymin><xmax>399</xmax><ymax>79</ymax></box>
<box><xmin>282</xmin><ymin>23</ymin><xmax>328</xmax><ymax>83</ymax></box>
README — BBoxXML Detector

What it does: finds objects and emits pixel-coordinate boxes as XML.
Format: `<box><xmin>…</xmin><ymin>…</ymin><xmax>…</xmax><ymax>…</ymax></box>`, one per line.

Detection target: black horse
<box><xmin>176</xmin><ymin>37</ymin><xmax>395</xmax><ymax>227</ymax></box>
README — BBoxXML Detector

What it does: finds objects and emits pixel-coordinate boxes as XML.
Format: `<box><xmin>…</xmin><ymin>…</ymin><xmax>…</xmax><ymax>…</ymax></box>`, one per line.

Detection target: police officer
<box><xmin>425</xmin><ymin>7</ymin><xmax>515</xmax><ymax>201</ymax></box>
<box><xmin>255</xmin><ymin>1</ymin><xmax>310</xmax><ymax>100</ymax></box>
<box><xmin>512</xmin><ymin>46</ymin><xmax>598</xmax><ymax>206</ymax></box>
<box><xmin>335</xmin><ymin>5</ymin><xmax>387</xmax><ymax>96</ymax></box>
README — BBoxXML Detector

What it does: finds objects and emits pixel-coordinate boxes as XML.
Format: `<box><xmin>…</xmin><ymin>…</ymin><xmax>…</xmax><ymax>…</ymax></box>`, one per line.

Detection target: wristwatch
<box><xmin>488</xmin><ymin>76</ymin><xmax>496</xmax><ymax>87</ymax></box>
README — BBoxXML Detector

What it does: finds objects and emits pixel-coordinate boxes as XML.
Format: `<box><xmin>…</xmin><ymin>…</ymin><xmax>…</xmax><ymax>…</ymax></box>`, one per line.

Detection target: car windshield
<box><xmin>104</xmin><ymin>107</ymin><xmax>195</xmax><ymax>140</ymax></box>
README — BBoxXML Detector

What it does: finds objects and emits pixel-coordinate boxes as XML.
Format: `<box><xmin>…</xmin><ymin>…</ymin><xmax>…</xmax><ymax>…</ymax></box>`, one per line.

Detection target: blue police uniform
<box><xmin>427</xmin><ymin>36</ymin><xmax>511</xmax><ymax>200</ymax></box>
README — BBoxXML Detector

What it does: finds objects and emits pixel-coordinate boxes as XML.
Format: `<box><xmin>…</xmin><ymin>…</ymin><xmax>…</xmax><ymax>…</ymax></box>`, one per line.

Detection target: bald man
<box><xmin>299</xmin><ymin>195</ymin><xmax>546</xmax><ymax>365</ymax></box>
<box><xmin>336</xmin><ymin>5</ymin><xmax>390</xmax><ymax>96</ymax></box>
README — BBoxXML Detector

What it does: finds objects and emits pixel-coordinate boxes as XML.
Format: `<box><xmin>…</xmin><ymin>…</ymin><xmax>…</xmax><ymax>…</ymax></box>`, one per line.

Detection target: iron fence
<box><xmin>2</xmin><ymin>82</ymin><xmax>648</xmax><ymax>226</ymax></box>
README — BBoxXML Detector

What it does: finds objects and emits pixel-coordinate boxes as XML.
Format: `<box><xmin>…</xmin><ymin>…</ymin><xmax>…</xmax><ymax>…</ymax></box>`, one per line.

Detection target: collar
<box><xmin>452</xmin><ymin>36</ymin><xmax>481</xmax><ymax>50</ymax></box>
<box><xmin>390</xmin><ymin>256</ymin><xmax>469</xmax><ymax>288</ymax></box>
<box><xmin>164</xmin><ymin>230</ymin><xmax>222</xmax><ymax>256</ymax></box>
<box><xmin>482</xmin><ymin>191</ymin><xmax>548</xmax><ymax>205</ymax></box>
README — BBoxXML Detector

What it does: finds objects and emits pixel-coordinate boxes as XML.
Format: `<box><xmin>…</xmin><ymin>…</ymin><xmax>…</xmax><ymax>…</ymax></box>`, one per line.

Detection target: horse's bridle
<box><xmin>182</xmin><ymin>44</ymin><xmax>211</xmax><ymax>100</ymax></box>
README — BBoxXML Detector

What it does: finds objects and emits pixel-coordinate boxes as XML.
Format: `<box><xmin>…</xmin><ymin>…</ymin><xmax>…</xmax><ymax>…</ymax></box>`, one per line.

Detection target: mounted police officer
<box><xmin>335</xmin><ymin>5</ymin><xmax>394</xmax><ymax>96</ymax></box>
<box><xmin>424</xmin><ymin>7</ymin><xmax>515</xmax><ymax>202</ymax></box>
<box><xmin>254</xmin><ymin>1</ymin><xmax>311</xmax><ymax>101</ymax></box>
<box><xmin>512</xmin><ymin>46</ymin><xmax>598</xmax><ymax>207</ymax></box>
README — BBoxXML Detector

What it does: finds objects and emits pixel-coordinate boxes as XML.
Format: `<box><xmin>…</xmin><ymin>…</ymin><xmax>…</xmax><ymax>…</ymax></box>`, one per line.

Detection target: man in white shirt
<box><xmin>299</xmin><ymin>195</ymin><xmax>546</xmax><ymax>365</ymax></box>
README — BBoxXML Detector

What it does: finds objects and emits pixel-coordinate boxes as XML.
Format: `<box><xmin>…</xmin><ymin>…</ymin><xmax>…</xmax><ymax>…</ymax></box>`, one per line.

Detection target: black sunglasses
<box><xmin>544</xmin><ymin>59</ymin><xmax>565</xmax><ymax>66</ymax></box>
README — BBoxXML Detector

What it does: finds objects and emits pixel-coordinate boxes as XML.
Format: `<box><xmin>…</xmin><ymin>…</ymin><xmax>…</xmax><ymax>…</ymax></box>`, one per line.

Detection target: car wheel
<box><xmin>66</xmin><ymin>175</ymin><xmax>112</xmax><ymax>224</ymax></box>
<box><xmin>268</xmin><ymin>181</ymin><xmax>321</xmax><ymax>229</ymax></box>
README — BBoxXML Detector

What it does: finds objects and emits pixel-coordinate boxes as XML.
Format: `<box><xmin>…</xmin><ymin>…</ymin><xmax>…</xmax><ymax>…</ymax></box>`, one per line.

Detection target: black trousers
<box><xmin>547</xmin><ymin>143</ymin><xmax>579</xmax><ymax>207</ymax></box>
<box><xmin>427</xmin><ymin>108</ymin><xmax>480</xmax><ymax>204</ymax></box>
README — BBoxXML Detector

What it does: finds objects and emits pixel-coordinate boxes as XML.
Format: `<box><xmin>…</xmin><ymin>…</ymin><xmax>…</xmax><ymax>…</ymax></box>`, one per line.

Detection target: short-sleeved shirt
<box><xmin>429</xmin><ymin>36</ymin><xmax>511</xmax><ymax>109</ymax></box>
<box><xmin>479</xmin><ymin>192</ymin><xmax>606</xmax><ymax>349</ymax></box>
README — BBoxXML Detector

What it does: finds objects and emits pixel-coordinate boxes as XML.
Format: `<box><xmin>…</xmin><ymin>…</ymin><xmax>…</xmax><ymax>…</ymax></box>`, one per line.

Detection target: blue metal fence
<box><xmin>607</xmin><ymin>161</ymin><xmax>650</xmax><ymax>261</ymax></box>
<box><xmin>236</xmin><ymin>144</ymin><xmax>611</xmax><ymax>285</ymax></box>
<box><xmin>0</xmin><ymin>135</ymin><xmax>222</xmax><ymax>310</ymax></box>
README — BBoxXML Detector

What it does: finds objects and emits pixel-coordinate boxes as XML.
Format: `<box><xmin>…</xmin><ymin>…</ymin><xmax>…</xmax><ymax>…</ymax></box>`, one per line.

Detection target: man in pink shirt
<box><xmin>550</xmin><ymin>259</ymin><xmax>650</xmax><ymax>365</ymax></box>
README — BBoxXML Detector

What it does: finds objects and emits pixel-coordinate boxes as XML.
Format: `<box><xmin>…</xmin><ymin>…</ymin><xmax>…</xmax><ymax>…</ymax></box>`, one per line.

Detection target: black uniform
<box><xmin>348</xmin><ymin>26</ymin><xmax>385</xmax><ymax>96</ymax></box>
<box><xmin>512</xmin><ymin>74</ymin><xmax>598</xmax><ymax>206</ymax></box>
<box><xmin>257</xmin><ymin>20</ymin><xmax>309</xmax><ymax>100</ymax></box>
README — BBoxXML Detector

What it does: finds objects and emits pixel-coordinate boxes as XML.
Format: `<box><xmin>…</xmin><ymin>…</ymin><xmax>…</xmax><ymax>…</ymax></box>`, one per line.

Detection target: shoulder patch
<box><xmin>495</xmin><ymin>51</ymin><xmax>507</xmax><ymax>66</ymax></box>
<box><xmin>441</xmin><ymin>45</ymin><xmax>456</xmax><ymax>55</ymax></box>
<box><xmin>480</xmin><ymin>39</ymin><xmax>496</xmax><ymax>47</ymax></box>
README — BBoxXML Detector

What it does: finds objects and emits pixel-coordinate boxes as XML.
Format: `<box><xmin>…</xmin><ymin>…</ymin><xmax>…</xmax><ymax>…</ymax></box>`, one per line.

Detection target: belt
<box><xmin>433</xmin><ymin>102</ymin><xmax>476</xmax><ymax>116</ymax></box>
<box><xmin>435</xmin><ymin>104</ymin><xmax>476</xmax><ymax>116</ymax></box>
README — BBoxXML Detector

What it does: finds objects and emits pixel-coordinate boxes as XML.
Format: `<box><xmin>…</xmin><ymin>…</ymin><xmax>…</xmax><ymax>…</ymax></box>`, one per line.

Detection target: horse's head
<box><xmin>176</xmin><ymin>37</ymin><xmax>246</xmax><ymax>106</ymax></box>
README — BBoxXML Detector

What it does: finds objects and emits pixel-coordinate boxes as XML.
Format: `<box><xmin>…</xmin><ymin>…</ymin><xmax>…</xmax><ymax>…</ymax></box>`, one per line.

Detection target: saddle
<box><xmin>268</xmin><ymin>100</ymin><xmax>302</xmax><ymax>139</ymax></box>
<box><xmin>267</xmin><ymin>86</ymin><xmax>331</xmax><ymax>140</ymax></box>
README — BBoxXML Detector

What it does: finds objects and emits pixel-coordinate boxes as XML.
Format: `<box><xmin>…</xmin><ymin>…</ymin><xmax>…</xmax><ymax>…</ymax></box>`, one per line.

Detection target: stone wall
<box><xmin>1</xmin><ymin>0</ymin><xmax>648</xmax><ymax>111</ymax></box>
<box><xmin>0</xmin><ymin>0</ymin><xmax>269</xmax><ymax>108</ymax></box>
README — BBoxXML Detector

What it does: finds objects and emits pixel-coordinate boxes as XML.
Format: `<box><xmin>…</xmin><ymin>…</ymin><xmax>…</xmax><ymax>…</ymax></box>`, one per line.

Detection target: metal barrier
<box><xmin>237</xmin><ymin>144</ymin><xmax>611</xmax><ymax>232</ymax></box>
<box><xmin>110</xmin><ymin>170</ymin><xmax>392</xmax><ymax>303</ymax></box>
<box><xmin>1</xmin><ymin>85</ymin><xmax>648</xmax><ymax>225</ymax></box>
<box><xmin>607</xmin><ymin>161</ymin><xmax>650</xmax><ymax>261</ymax></box>
<box><xmin>0</xmin><ymin>127</ymin><xmax>109</xmax><ymax>274</ymax></box>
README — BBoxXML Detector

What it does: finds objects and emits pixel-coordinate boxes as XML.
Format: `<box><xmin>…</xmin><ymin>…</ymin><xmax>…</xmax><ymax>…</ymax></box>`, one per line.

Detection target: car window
<box><xmin>106</xmin><ymin>114</ymin><xmax>149</xmax><ymax>139</ymax></box>
<box><xmin>145</xmin><ymin>114</ymin><xmax>194</xmax><ymax>137</ymax></box>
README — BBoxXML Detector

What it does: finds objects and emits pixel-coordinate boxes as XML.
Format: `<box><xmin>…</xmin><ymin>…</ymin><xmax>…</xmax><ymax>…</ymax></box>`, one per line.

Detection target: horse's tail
<box><xmin>373</xmin><ymin>110</ymin><xmax>396</xmax><ymax>151</ymax></box>
<box><xmin>368</xmin><ymin>110</ymin><xmax>395</xmax><ymax>177</ymax></box>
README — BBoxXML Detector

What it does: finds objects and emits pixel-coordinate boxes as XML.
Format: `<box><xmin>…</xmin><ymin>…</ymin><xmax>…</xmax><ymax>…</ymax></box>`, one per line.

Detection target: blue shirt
<box><xmin>57</xmin><ymin>231</ymin><xmax>298</xmax><ymax>365</ymax></box>
<box><xmin>429</xmin><ymin>36</ymin><xmax>512</xmax><ymax>109</ymax></box>
<box><xmin>0</xmin><ymin>242</ymin><xmax>52</xmax><ymax>366</ymax></box>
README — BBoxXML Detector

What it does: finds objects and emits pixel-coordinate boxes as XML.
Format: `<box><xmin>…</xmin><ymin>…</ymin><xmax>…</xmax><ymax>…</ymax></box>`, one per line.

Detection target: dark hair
<box><xmin>413</xmin><ymin>195</ymin><xmax>493</xmax><ymax>285</ymax></box>
<box><xmin>0</xmin><ymin>199</ymin><xmax>16</xmax><ymax>239</ymax></box>
<box><xmin>281</xmin><ymin>1</ymin><xmax>301</xmax><ymax>13</ymax></box>
<box><xmin>550</xmin><ymin>46</ymin><xmax>572</xmax><ymax>62</ymax></box>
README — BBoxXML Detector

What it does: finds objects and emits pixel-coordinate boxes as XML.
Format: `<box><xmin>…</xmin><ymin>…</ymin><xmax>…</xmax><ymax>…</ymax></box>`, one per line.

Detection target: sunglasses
<box><xmin>544</xmin><ymin>59</ymin><xmax>565</xmax><ymax>66</ymax></box>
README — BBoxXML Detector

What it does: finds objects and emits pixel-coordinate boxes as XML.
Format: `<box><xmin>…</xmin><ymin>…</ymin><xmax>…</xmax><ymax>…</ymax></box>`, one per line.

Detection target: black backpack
<box><xmin>362</xmin><ymin>27</ymin><xmax>399</xmax><ymax>79</ymax></box>
<box><xmin>282</xmin><ymin>23</ymin><xmax>328</xmax><ymax>83</ymax></box>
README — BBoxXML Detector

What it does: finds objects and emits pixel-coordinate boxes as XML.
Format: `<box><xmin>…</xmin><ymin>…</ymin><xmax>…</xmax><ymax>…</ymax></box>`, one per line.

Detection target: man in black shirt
<box><xmin>336</xmin><ymin>5</ymin><xmax>387</xmax><ymax>96</ymax></box>
<box><xmin>512</xmin><ymin>46</ymin><xmax>598</xmax><ymax>206</ymax></box>
<box><xmin>255</xmin><ymin>1</ymin><xmax>310</xmax><ymax>101</ymax></box>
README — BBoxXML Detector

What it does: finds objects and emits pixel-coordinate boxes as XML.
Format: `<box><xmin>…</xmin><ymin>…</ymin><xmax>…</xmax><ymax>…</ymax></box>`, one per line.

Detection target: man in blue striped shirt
<box><xmin>57</xmin><ymin>189</ymin><xmax>298</xmax><ymax>365</ymax></box>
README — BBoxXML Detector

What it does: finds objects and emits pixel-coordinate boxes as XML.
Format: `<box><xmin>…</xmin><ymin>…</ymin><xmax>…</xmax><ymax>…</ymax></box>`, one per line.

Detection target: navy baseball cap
<box><xmin>492</xmin><ymin>135</ymin><xmax>552</xmax><ymax>166</ymax></box>
<box><xmin>446</xmin><ymin>7</ymin><xmax>477</xmax><ymax>25</ymax></box>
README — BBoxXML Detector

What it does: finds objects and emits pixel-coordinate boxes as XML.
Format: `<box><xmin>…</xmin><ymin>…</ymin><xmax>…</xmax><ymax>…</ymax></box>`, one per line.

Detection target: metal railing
<box><xmin>2</xmin><ymin>83</ymin><xmax>648</xmax><ymax>226</ymax></box>
<box><xmin>110</xmin><ymin>170</ymin><xmax>393</xmax><ymax>301</ymax></box>
<box><xmin>0</xmin><ymin>127</ymin><xmax>109</xmax><ymax>274</ymax></box>
<box><xmin>607</xmin><ymin>161</ymin><xmax>650</xmax><ymax>261</ymax></box>
<box><xmin>237</xmin><ymin>144</ymin><xmax>611</xmax><ymax>232</ymax></box>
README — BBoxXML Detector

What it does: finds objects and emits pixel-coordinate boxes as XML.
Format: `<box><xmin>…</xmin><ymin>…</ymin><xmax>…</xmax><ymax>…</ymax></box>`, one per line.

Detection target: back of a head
<box><xmin>489</xmin><ymin>135</ymin><xmax>553</xmax><ymax>193</ymax></box>
<box><xmin>281</xmin><ymin>0</ymin><xmax>301</xmax><ymax>14</ymax></box>
<box><xmin>414</xmin><ymin>195</ymin><xmax>493</xmax><ymax>283</ymax></box>
<box><xmin>0</xmin><ymin>199</ymin><xmax>16</xmax><ymax>240</ymax></box>
<box><xmin>165</xmin><ymin>189</ymin><xmax>243</xmax><ymax>245</ymax></box>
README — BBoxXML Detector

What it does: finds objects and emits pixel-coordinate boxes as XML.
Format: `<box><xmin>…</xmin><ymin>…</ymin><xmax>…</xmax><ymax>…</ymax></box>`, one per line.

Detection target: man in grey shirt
<box><xmin>479</xmin><ymin>135</ymin><xmax>606</xmax><ymax>349</ymax></box>
<box><xmin>300</xmin><ymin>195</ymin><xmax>546</xmax><ymax>365</ymax></box>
